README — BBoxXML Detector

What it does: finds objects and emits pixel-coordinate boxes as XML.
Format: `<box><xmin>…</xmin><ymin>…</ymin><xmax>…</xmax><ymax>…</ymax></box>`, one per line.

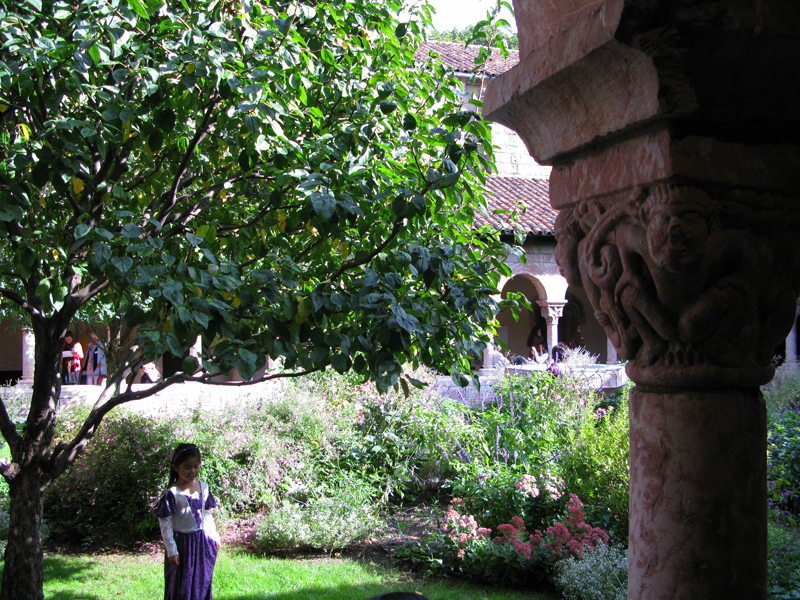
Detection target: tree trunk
<box><xmin>1</xmin><ymin>467</ymin><xmax>45</xmax><ymax>600</ymax></box>
<box><xmin>0</xmin><ymin>319</ymin><xmax>63</xmax><ymax>600</ymax></box>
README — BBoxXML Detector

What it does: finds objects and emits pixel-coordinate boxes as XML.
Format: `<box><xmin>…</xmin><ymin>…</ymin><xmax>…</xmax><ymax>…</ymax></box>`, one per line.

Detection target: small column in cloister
<box><xmin>20</xmin><ymin>327</ymin><xmax>35</xmax><ymax>385</ymax></box>
<box><xmin>536</xmin><ymin>300</ymin><xmax>565</xmax><ymax>355</ymax></box>
<box><xmin>485</xmin><ymin>1</ymin><xmax>800</xmax><ymax>598</ymax></box>
<box><xmin>786</xmin><ymin>317</ymin><xmax>798</xmax><ymax>363</ymax></box>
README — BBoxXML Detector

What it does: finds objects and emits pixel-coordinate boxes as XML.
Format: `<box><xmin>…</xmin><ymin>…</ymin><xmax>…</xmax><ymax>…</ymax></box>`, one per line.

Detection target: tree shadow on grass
<box><xmin>215</xmin><ymin>587</ymin><xmax>418</xmax><ymax>600</ymax></box>
<box><xmin>43</xmin><ymin>555</ymin><xmax>103</xmax><ymax>600</ymax></box>
<box><xmin>0</xmin><ymin>556</ymin><xmax>102</xmax><ymax>600</ymax></box>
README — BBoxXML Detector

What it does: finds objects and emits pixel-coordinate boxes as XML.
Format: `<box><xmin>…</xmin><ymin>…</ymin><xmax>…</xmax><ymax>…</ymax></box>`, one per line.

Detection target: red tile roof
<box><xmin>478</xmin><ymin>177</ymin><xmax>556</xmax><ymax>236</ymax></box>
<box><xmin>415</xmin><ymin>41</ymin><xmax>553</xmax><ymax>237</ymax></box>
<box><xmin>416</xmin><ymin>40</ymin><xmax>520</xmax><ymax>77</ymax></box>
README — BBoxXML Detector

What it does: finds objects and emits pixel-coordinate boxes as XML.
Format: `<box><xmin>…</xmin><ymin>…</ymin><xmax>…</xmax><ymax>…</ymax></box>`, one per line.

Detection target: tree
<box><xmin>0</xmin><ymin>0</ymin><xmax>523</xmax><ymax>597</ymax></box>
<box><xmin>428</xmin><ymin>1</ymin><xmax>518</xmax><ymax>50</ymax></box>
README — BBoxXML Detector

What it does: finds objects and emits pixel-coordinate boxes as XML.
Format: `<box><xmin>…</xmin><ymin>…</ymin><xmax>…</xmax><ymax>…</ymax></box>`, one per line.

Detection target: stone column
<box><xmin>20</xmin><ymin>327</ymin><xmax>35</xmax><ymax>384</ymax></box>
<box><xmin>485</xmin><ymin>2</ymin><xmax>800</xmax><ymax>598</ymax></box>
<box><xmin>606</xmin><ymin>337</ymin><xmax>618</xmax><ymax>364</ymax></box>
<box><xmin>787</xmin><ymin>319</ymin><xmax>798</xmax><ymax>363</ymax></box>
<box><xmin>537</xmin><ymin>300</ymin><xmax>565</xmax><ymax>355</ymax></box>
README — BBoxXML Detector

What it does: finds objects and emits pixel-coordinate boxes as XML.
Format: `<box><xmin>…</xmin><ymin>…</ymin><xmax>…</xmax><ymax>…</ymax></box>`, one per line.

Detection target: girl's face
<box><xmin>173</xmin><ymin>456</ymin><xmax>201</xmax><ymax>487</ymax></box>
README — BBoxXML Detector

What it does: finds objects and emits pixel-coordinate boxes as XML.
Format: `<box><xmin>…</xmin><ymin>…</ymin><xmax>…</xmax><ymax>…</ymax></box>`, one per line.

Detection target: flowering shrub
<box><xmin>442</xmin><ymin>498</ymin><xmax>492</xmax><ymax>558</ymax></box>
<box><xmin>544</xmin><ymin>494</ymin><xmax>610</xmax><ymax>559</ymax></box>
<box><xmin>768</xmin><ymin>406</ymin><xmax>800</xmax><ymax>515</ymax></box>
<box><xmin>560</xmin><ymin>390</ymin><xmax>630</xmax><ymax>541</ymax></box>
<box><xmin>44</xmin><ymin>411</ymin><xmax>176</xmax><ymax>546</ymax></box>
<box><xmin>554</xmin><ymin>542</ymin><xmax>628</xmax><ymax>600</ymax></box>
<box><xmin>397</xmin><ymin>493</ymin><xmax>610</xmax><ymax>588</ymax></box>
<box><xmin>450</xmin><ymin>469</ymin><xmax>565</xmax><ymax>534</ymax></box>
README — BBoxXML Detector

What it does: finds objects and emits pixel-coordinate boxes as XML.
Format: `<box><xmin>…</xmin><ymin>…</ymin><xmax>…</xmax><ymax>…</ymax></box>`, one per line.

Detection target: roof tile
<box><xmin>416</xmin><ymin>40</ymin><xmax>519</xmax><ymax>77</ymax></box>
<box><xmin>478</xmin><ymin>177</ymin><xmax>555</xmax><ymax>235</ymax></box>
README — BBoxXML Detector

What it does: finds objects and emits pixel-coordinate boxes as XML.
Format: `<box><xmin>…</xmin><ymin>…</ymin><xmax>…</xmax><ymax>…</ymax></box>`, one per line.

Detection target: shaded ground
<box><xmin>42</xmin><ymin>503</ymin><xmax>442</xmax><ymax>568</ymax></box>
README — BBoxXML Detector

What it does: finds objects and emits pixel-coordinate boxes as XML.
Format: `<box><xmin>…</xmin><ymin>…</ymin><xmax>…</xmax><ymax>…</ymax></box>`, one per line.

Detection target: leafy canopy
<box><xmin>0</xmin><ymin>0</ymin><xmax>520</xmax><ymax>393</ymax></box>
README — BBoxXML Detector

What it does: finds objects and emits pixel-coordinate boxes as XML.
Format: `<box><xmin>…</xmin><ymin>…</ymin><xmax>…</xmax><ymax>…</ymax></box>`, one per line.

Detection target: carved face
<box><xmin>647</xmin><ymin>204</ymin><xmax>709</xmax><ymax>271</ymax></box>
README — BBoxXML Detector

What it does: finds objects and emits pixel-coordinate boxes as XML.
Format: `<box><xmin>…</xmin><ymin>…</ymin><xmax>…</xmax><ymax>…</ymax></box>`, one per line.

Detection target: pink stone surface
<box><xmin>549</xmin><ymin>132</ymin><xmax>800</xmax><ymax>209</ymax></box>
<box><xmin>485</xmin><ymin>40</ymin><xmax>660</xmax><ymax>163</ymax></box>
<box><xmin>672</xmin><ymin>137</ymin><xmax>800</xmax><ymax>193</ymax></box>
<box><xmin>512</xmin><ymin>0</ymin><xmax>623</xmax><ymax>60</ymax></box>
<box><xmin>629</xmin><ymin>387</ymin><xmax>767</xmax><ymax>600</ymax></box>
<box><xmin>549</xmin><ymin>131</ymin><xmax>674</xmax><ymax>209</ymax></box>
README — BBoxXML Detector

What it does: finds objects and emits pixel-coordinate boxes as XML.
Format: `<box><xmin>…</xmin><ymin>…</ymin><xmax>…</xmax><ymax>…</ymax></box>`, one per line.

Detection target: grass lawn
<box><xmin>0</xmin><ymin>549</ymin><xmax>556</xmax><ymax>600</ymax></box>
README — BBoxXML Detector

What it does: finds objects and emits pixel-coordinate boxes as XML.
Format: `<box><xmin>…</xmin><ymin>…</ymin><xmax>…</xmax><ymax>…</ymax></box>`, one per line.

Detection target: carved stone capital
<box><xmin>537</xmin><ymin>300</ymin><xmax>565</xmax><ymax>324</ymax></box>
<box><xmin>556</xmin><ymin>182</ymin><xmax>800</xmax><ymax>387</ymax></box>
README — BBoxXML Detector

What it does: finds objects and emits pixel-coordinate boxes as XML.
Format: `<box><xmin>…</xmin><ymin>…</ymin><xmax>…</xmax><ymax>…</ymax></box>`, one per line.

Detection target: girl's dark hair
<box><xmin>168</xmin><ymin>443</ymin><xmax>202</xmax><ymax>486</ymax></box>
<box><xmin>65</xmin><ymin>331</ymin><xmax>74</xmax><ymax>339</ymax></box>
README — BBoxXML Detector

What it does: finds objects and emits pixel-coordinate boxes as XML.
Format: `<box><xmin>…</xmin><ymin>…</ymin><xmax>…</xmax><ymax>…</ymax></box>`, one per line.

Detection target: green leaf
<box><xmin>127</xmin><ymin>0</ymin><xmax>149</xmax><ymax>20</ymax></box>
<box><xmin>111</xmin><ymin>256</ymin><xmax>133</xmax><ymax>273</ymax></box>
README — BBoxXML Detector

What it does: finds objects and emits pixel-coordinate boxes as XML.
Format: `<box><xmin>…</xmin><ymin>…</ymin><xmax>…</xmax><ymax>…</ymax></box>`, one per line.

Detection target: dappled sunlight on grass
<box><xmin>0</xmin><ymin>549</ymin><xmax>554</xmax><ymax>600</ymax></box>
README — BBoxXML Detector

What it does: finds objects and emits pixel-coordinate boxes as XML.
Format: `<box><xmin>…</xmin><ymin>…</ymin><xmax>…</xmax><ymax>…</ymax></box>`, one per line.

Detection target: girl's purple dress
<box><xmin>154</xmin><ymin>482</ymin><xmax>219</xmax><ymax>600</ymax></box>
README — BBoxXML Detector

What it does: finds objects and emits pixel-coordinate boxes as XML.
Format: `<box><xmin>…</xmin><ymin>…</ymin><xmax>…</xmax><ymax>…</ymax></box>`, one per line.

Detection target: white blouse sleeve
<box><xmin>158</xmin><ymin>515</ymin><xmax>179</xmax><ymax>557</ymax></box>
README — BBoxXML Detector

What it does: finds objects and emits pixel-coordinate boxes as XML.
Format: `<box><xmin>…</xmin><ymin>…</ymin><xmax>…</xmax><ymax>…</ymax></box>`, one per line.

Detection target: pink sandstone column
<box><xmin>629</xmin><ymin>387</ymin><xmax>767</xmax><ymax>599</ymax></box>
<box><xmin>485</xmin><ymin>1</ymin><xmax>800</xmax><ymax>598</ymax></box>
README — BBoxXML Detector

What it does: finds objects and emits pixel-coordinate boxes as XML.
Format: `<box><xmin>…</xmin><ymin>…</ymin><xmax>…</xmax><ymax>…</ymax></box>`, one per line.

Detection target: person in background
<box><xmin>83</xmin><ymin>332</ymin><xmax>107</xmax><ymax>386</ymax></box>
<box><xmin>549</xmin><ymin>343</ymin><xmax>569</xmax><ymax>377</ymax></box>
<box><xmin>567</xmin><ymin>324</ymin><xmax>584</xmax><ymax>349</ymax></box>
<box><xmin>527</xmin><ymin>326</ymin><xmax>546</xmax><ymax>360</ymax></box>
<box><xmin>61</xmin><ymin>331</ymin><xmax>83</xmax><ymax>384</ymax></box>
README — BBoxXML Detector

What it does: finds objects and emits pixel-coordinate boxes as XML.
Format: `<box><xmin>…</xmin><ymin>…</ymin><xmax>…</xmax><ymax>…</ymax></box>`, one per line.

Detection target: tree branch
<box><xmin>0</xmin><ymin>287</ymin><xmax>44</xmax><ymax>320</ymax></box>
<box><xmin>329</xmin><ymin>221</ymin><xmax>403</xmax><ymax>281</ymax></box>
<box><xmin>0</xmin><ymin>398</ymin><xmax>21</xmax><ymax>454</ymax></box>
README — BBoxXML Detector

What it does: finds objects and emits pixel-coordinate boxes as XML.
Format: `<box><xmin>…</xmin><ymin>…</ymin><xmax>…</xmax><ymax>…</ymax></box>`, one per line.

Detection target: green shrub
<box><xmin>765</xmin><ymin>365</ymin><xmax>800</xmax><ymax>416</ymax></box>
<box><xmin>256</xmin><ymin>472</ymin><xmax>380</xmax><ymax>551</ymax></box>
<box><xmin>478</xmin><ymin>372</ymin><xmax>587</xmax><ymax>473</ymax></box>
<box><xmin>450</xmin><ymin>468</ymin><xmax>565</xmax><ymax>534</ymax></box>
<box><xmin>44</xmin><ymin>411</ymin><xmax>176</xmax><ymax>546</ymax></box>
<box><xmin>554</xmin><ymin>542</ymin><xmax>628</xmax><ymax>600</ymax></box>
<box><xmin>397</xmin><ymin>493</ymin><xmax>610</xmax><ymax>588</ymax></box>
<box><xmin>768</xmin><ymin>510</ymin><xmax>800</xmax><ymax>599</ymax></box>
<box><xmin>0</xmin><ymin>385</ymin><xmax>29</xmax><ymax>424</ymax></box>
<box><xmin>560</xmin><ymin>391</ymin><xmax>630</xmax><ymax>541</ymax></box>
<box><xmin>769</xmin><ymin>407</ymin><xmax>800</xmax><ymax>514</ymax></box>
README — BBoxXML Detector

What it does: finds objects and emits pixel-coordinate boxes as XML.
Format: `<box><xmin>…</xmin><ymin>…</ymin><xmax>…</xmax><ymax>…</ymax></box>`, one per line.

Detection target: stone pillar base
<box><xmin>629</xmin><ymin>386</ymin><xmax>767</xmax><ymax>600</ymax></box>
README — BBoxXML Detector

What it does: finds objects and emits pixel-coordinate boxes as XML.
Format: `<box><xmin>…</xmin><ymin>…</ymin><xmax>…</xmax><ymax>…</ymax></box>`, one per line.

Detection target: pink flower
<box><xmin>496</xmin><ymin>523</ymin><xmax>518</xmax><ymax>539</ymax></box>
<box><xmin>511</xmin><ymin>516</ymin><xmax>527</xmax><ymax>532</ymax></box>
<box><xmin>510</xmin><ymin>539</ymin><xmax>533</xmax><ymax>560</ymax></box>
<box><xmin>529</xmin><ymin>531</ymin><xmax>543</xmax><ymax>547</ymax></box>
<box><xmin>567</xmin><ymin>539</ymin><xmax>584</xmax><ymax>558</ymax></box>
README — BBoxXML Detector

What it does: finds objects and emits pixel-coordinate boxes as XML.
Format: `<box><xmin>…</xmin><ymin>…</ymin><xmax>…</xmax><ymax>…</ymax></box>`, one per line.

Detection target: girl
<box><xmin>154</xmin><ymin>444</ymin><xmax>221</xmax><ymax>600</ymax></box>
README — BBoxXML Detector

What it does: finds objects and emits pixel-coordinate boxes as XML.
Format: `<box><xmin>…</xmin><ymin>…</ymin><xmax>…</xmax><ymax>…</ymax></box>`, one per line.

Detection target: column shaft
<box><xmin>629</xmin><ymin>387</ymin><xmax>767</xmax><ymax>600</ymax></box>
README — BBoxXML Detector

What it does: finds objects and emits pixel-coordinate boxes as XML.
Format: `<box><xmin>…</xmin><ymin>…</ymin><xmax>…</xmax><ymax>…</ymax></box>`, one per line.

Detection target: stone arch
<box><xmin>496</xmin><ymin>273</ymin><xmax>572</xmax><ymax>358</ymax></box>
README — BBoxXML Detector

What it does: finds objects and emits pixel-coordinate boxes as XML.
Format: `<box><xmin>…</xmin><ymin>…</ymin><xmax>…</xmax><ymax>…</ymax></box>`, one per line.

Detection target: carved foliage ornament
<box><xmin>555</xmin><ymin>183</ymin><xmax>800</xmax><ymax>387</ymax></box>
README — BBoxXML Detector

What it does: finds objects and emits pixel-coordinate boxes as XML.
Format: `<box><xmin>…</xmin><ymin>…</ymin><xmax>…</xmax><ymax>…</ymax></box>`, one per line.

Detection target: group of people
<box><xmin>61</xmin><ymin>330</ymin><xmax>107</xmax><ymax>386</ymax></box>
